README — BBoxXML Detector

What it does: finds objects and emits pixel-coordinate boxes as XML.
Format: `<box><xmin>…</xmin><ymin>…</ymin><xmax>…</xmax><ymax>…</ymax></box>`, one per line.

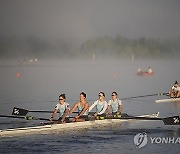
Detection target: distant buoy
<box><xmin>16</xmin><ymin>72</ymin><xmax>21</xmax><ymax>78</ymax></box>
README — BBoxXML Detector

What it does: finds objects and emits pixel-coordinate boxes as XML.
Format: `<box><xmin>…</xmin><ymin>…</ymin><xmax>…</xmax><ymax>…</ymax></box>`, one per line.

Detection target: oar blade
<box><xmin>163</xmin><ymin>116</ymin><xmax>180</xmax><ymax>125</ymax></box>
<box><xmin>12</xmin><ymin>107</ymin><xmax>28</xmax><ymax>116</ymax></box>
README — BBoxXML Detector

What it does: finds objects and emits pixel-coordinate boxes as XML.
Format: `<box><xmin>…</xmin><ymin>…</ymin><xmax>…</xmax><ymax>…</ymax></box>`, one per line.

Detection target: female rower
<box><xmin>89</xmin><ymin>92</ymin><xmax>108</xmax><ymax>120</ymax></box>
<box><xmin>107</xmin><ymin>92</ymin><xmax>122</xmax><ymax>118</ymax></box>
<box><xmin>169</xmin><ymin>81</ymin><xmax>180</xmax><ymax>98</ymax></box>
<box><xmin>69</xmin><ymin>92</ymin><xmax>89</xmax><ymax>122</ymax></box>
<box><xmin>50</xmin><ymin>94</ymin><xmax>70</xmax><ymax>123</ymax></box>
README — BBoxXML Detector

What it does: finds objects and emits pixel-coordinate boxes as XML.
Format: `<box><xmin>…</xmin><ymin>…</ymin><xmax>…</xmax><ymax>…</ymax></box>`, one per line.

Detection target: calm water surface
<box><xmin>0</xmin><ymin>59</ymin><xmax>180</xmax><ymax>154</ymax></box>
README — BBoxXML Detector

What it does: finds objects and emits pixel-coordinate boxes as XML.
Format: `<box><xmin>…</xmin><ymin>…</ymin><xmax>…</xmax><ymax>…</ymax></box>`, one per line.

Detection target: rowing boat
<box><xmin>136</xmin><ymin>71</ymin><xmax>154</xmax><ymax>77</ymax></box>
<box><xmin>155</xmin><ymin>97</ymin><xmax>180</xmax><ymax>103</ymax></box>
<box><xmin>0</xmin><ymin>113</ymin><xmax>158</xmax><ymax>137</ymax></box>
<box><xmin>0</xmin><ymin>119</ymin><xmax>129</xmax><ymax>137</ymax></box>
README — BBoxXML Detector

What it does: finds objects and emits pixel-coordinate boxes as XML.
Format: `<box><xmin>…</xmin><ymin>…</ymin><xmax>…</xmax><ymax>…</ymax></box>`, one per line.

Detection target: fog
<box><xmin>0</xmin><ymin>0</ymin><xmax>180</xmax><ymax>59</ymax></box>
<box><xmin>0</xmin><ymin>58</ymin><xmax>180</xmax><ymax>100</ymax></box>
<box><xmin>1</xmin><ymin>0</ymin><xmax>180</xmax><ymax>40</ymax></box>
<box><xmin>0</xmin><ymin>1</ymin><xmax>180</xmax><ymax>114</ymax></box>
<box><xmin>0</xmin><ymin>58</ymin><xmax>180</xmax><ymax>121</ymax></box>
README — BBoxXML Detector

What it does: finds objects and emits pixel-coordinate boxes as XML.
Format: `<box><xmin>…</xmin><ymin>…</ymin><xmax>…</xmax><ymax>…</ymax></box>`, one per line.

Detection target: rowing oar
<box><xmin>12</xmin><ymin>107</ymin><xmax>55</xmax><ymax>116</ymax></box>
<box><xmin>0</xmin><ymin>114</ymin><xmax>53</xmax><ymax>121</ymax></box>
<box><xmin>12</xmin><ymin>107</ymin><xmax>94</xmax><ymax>116</ymax></box>
<box><xmin>121</xmin><ymin>92</ymin><xmax>169</xmax><ymax>100</ymax></box>
<box><xmin>2</xmin><ymin>114</ymin><xmax>180</xmax><ymax>125</ymax></box>
<box><xmin>107</xmin><ymin>115</ymin><xmax>180</xmax><ymax>125</ymax></box>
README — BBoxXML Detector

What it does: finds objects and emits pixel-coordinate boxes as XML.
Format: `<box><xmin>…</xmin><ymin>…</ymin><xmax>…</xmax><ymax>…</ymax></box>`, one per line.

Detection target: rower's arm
<box><xmin>118</xmin><ymin>100</ymin><xmax>122</xmax><ymax>113</ymax></box>
<box><xmin>78</xmin><ymin>103</ymin><xmax>89</xmax><ymax>117</ymax></box>
<box><xmin>106</xmin><ymin>105</ymin><xmax>111</xmax><ymax>114</ymax></box>
<box><xmin>106</xmin><ymin>100</ymin><xmax>111</xmax><ymax>114</ymax></box>
<box><xmin>89</xmin><ymin>101</ymin><xmax>97</xmax><ymax>112</ymax></box>
<box><xmin>50</xmin><ymin>109</ymin><xmax>58</xmax><ymax>120</ymax></box>
<box><xmin>118</xmin><ymin>105</ymin><xmax>122</xmax><ymax>113</ymax></box>
<box><xmin>62</xmin><ymin>108</ymin><xmax>70</xmax><ymax>120</ymax></box>
<box><xmin>69</xmin><ymin>103</ymin><xmax>78</xmax><ymax>114</ymax></box>
<box><xmin>98</xmin><ymin>102</ymin><xmax>108</xmax><ymax>115</ymax></box>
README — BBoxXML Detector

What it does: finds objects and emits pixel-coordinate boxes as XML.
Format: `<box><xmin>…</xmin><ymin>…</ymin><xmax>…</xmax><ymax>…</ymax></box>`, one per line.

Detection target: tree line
<box><xmin>0</xmin><ymin>35</ymin><xmax>180</xmax><ymax>59</ymax></box>
<box><xmin>79</xmin><ymin>36</ymin><xmax>180</xmax><ymax>59</ymax></box>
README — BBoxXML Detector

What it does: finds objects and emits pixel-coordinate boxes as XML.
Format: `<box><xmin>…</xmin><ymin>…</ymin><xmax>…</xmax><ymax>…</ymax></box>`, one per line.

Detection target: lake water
<box><xmin>0</xmin><ymin>59</ymin><xmax>180</xmax><ymax>153</ymax></box>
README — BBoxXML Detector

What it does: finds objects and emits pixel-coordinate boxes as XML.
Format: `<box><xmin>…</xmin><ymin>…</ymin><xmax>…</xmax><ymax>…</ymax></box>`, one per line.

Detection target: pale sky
<box><xmin>0</xmin><ymin>0</ymin><xmax>180</xmax><ymax>46</ymax></box>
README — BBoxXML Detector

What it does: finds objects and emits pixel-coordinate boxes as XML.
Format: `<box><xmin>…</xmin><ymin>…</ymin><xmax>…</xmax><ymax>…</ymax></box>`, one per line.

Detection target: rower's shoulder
<box><xmin>55</xmin><ymin>103</ymin><xmax>60</xmax><ymax>108</ymax></box>
<box><xmin>104</xmin><ymin>100</ymin><xmax>108</xmax><ymax>104</ymax></box>
<box><xmin>118</xmin><ymin>99</ymin><xmax>122</xmax><ymax>105</ymax></box>
<box><xmin>83</xmin><ymin>100</ymin><xmax>89</xmax><ymax>104</ymax></box>
<box><xmin>65</xmin><ymin>102</ymin><xmax>70</xmax><ymax>108</ymax></box>
<box><xmin>85</xmin><ymin>101</ymin><xmax>89</xmax><ymax>106</ymax></box>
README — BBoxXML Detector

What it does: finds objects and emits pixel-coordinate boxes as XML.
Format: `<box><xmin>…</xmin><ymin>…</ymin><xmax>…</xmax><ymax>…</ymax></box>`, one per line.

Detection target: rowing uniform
<box><xmin>148</xmin><ymin>68</ymin><xmax>152</xmax><ymax>73</ymax></box>
<box><xmin>89</xmin><ymin>100</ymin><xmax>108</xmax><ymax>119</ymax></box>
<box><xmin>55</xmin><ymin>102</ymin><xmax>70</xmax><ymax>119</ymax></box>
<box><xmin>77</xmin><ymin>102</ymin><xmax>88</xmax><ymax>115</ymax></box>
<box><xmin>171</xmin><ymin>86</ymin><xmax>180</xmax><ymax>98</ymax></box>
<box><xmin>108</xmin><ymin>99</ymin><xmax>122</xmax><ymax>117</ymax></box>
<box><xmin>171</xmin><ymin>86</ymin><xmax>180</xmax><ymax>92</ymax></box>
<box><xmin>77</xmin><ymin>102</ymin><xmax>89</xmax><ymax>120</ymax></box>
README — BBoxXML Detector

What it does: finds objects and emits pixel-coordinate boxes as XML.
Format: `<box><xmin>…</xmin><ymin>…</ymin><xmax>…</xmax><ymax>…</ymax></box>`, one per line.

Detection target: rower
<box><xmin>69</xmin><ymin>92</ymin><xmax>89</xmax><ymax>122</ymax></box>
<box><xmin>147</xmin><ymin>67</ymin><xmax>153</xmax><ymax>73</ymax></box>
<box><xmin>107</xmin><ymin>91</ymin><xmax>122</xmax><ymax>118</ymax></box>
<box><xmin>50</xmin><ymin>94</ymin><xmax>70</xmax><ymax>123</ymax></box>
<box><xmin>89</xmin><ymin>91</ymin><xmax>108</xmax><ymax>120</ymax></box>
<box><xmin>169</xmin><ymin>81</ymin><xmax>180</xmax><ymax>98</ymax></box>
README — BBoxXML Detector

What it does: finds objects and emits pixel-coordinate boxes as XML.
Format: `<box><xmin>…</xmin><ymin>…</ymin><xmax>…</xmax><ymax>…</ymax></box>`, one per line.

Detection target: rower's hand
<box><xmin>94</xmin><ymin>113</ymin><xmax>97</xmax><ymax>117</ymax></box>
<box><xmin>49</xmin><ymin>117</ymin><xmax>53</xmax><ymax>121</ymax></box>
<box><xmin>61</xmin><ymin>118</ymin><xmax>65</xmax><ymax>123</ymax></box>
<box><xmin>72</xmin><ymin>118</ymin><xmax>76</xmax><ymax>122</ymax></box>
<box><xmin>106</xmin><ymin>113</ymin><xmax>110</xmax><ymax>117</ymax></box>
<box><xmin>75</xmin><ymin>116</ymin><xmax>80</xmax><ymax>119</ymax></box>
<box><xmin>117</xmin><ymin>112</ymin><xmax>120</xmax><ymax>115</ymax></box>
<box><xmin>71</xmin><ymin>116</ymin><xmax>79</xmax><ymax>122</ymax></box>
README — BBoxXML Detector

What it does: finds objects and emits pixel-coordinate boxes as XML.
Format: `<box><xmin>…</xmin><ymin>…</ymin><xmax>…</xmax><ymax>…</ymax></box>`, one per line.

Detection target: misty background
<box><xmin>0</xmin><ymin>1</ymin><xmax>180</xmax><ymax>153</ymax></box>
<box><xmin>0</xmin><ymin>0</ymin><xmax>180</xmax><ymax>60</ymax></box>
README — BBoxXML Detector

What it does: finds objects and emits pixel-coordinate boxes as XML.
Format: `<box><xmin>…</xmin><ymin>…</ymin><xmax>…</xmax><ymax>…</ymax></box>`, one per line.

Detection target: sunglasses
<box><xmin>59</xmin><ymin>98</ymin><xmax>64</xmax><ymax>100</ymax></box>
<box><xmin>112</xmin><ymin>95</ymin><xmax>116</xmax><ymax>96</ymax></box>
<box><xmin>99</xmin><ymin>95</ymin><xmax>104</xmax><ymax>97</ymax></box>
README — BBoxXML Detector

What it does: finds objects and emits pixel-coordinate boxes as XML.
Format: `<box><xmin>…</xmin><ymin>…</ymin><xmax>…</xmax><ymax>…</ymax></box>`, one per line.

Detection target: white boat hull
<box><xmin>0</xmin><ymin>119</ymin><xmax>127</xmax><ymax>137</ymax></box>
<box><xmin>155</xmin><ymin>98</ymin><xmax>180</xmax><ymax>103</ymax></box>
<box><xmin>0</xmin><ymin>113</ymin><xmax>159</xmax><ymax>137</ymax></box>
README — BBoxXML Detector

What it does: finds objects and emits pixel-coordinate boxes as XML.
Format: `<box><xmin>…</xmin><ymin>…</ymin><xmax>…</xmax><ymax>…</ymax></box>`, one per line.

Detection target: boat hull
<box><xmin>136</xmin><ymin>71</ymin><xmax>154</xmax><ymax>76</ymax></box>
<box><xmin>155</xmin><ymin>98</ymin><xmax>180</xmax><ymax>103</ymax></box>
<box><xmin>0</xmin><ymin>113</ymin><xmax>159</xmax><ymax>137</ymax></box>
<box><xmin>0</xmin><ymin>119</ymin><xmax>127</xmax><ymax>137</ymax></box>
